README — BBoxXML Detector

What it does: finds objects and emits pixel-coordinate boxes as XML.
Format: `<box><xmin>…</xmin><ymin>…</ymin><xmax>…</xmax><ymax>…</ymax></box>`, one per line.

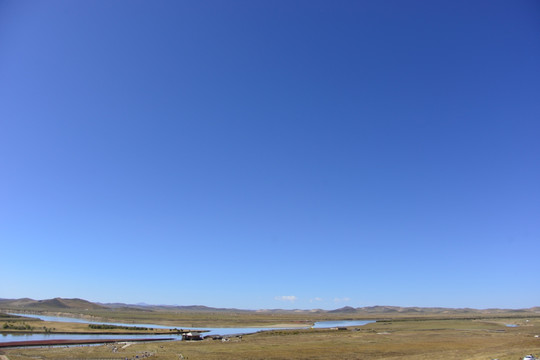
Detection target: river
<box><xmin>2</xmin><ymin>313</ymin><xmax>374</xmax><ymax>344</ymax></box>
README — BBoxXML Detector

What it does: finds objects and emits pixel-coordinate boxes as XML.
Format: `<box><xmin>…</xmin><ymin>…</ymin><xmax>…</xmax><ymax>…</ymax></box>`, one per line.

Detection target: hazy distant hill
<box><xmin>0</xmin><ymin>298</ymin><xmax>248</xmax><ymax>313</ymax></box>
<box><xmin>103</xmin><ymin>303</ymin><xmax>253</xmax><ymax>313</ymax></box>
<box><xmin>0</xmin><ymin>297</ymin><xmax>106</xmax><ymax>311</ymax></box>
<box><xmin>0</xmin><ymin>298</ymin><xmax>36</xmax><ymax>308</ymax></box>
<box><xmin>1</xmin><ymin>297</ymin><xmax>538</xmax><ymax>315</ymax></box>
<box><xmin>327</xmin><ymin>305</ymin><xmax>539</xmax><ymax>315</ymax></box>
<box><xmin>328</xmin><ymin>306</ymin><xmax>358</xmax><ymax>313</ymax></box>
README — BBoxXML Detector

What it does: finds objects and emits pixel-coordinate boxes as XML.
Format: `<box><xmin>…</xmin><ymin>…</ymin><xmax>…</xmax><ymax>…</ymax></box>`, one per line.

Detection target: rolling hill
<box><xmin>0</xmin><ymin>297</ymin><xmax>538</xmax><ymax>316</ymax></box>
<box><xmin>0</xmin><ymin>297</ymin><xmax>107</xmax><ymax>311</ymax></box>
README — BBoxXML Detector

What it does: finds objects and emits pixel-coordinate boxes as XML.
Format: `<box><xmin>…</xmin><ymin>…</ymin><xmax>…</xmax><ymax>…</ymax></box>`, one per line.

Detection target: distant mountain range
<box><xmin>0</xmin><ymin>298</ymin><xmax>253</xmax><ymax>313</ymax></box>
<box><xmin>0</xmin><ymin>297</ymin><xmax>107</xmax><ymax>311</ymax></box>
<box><xmin>0</xmin><ymin>297</ymin><xmax>538</xmax><ymax>315</ymax></box>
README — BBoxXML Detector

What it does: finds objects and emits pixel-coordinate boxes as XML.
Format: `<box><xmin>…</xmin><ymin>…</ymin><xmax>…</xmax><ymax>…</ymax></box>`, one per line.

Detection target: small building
<box><xmin>182</xmin><ymin>331</ymin><xmax>203</xmax><ymax>341</ymax></box>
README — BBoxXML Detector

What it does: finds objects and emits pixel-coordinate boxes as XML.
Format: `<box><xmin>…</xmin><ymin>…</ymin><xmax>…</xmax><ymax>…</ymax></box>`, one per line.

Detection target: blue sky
<box><xmin>1</xmin><ymin>0</ymin><xmax>539</xmax><ymax>310</ymax></box>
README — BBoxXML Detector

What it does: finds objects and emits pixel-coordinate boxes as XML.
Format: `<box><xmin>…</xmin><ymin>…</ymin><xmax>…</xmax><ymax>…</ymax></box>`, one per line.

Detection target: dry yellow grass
<box><xmin>3</xmin><ymin>317</ymin><xmax>540</xmax><ymax>360</ymax></box>
<box><xmin>0</xmin><ymin>320</ymin><xmax>178</xmax><ymax>334</ymax></box>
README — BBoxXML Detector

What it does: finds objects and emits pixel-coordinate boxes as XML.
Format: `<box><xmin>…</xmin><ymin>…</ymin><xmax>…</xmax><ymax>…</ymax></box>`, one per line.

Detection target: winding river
<box><xmin>2</xmin><ymin>313</ymin><xmax>374</xmax><ymax>344</ymax></box>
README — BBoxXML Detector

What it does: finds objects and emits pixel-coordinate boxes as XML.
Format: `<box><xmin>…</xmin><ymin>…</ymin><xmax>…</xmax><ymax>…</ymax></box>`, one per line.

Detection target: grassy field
<box><xmin>4</xmin><ymin>307</ymin><xmax>540</xmax><ymax>328</ymax></box>
<box><xmin>2</xmin><ymin>317</ymin><xmax>539</xmax><ymax>359</ymax></box>
<box><xmin>2</xmin><ymin>309</ymin><xmax>375</xmax><ymax>328</ymax></box>
<box><xmin>0</xmin><ymin>320</ymin><xmax>183</xmax><ymax>334</ymax></box>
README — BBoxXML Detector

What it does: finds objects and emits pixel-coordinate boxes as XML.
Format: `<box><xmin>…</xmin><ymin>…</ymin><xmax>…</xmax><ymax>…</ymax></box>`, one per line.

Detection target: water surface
<box><xmin>3</xmin><ymin>313</ymin><xmax>374</xmax><ymax>344</ymax></box>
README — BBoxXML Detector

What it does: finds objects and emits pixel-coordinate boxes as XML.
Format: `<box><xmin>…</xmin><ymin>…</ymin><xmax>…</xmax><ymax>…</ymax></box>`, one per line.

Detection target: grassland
<box><xmin>2</xmin><ymin>308</ymin><xmax>358</xmax><ymax>328</ymax></box>
<box><xmin>2</xmin><ymin>298</ymin><xmax>539</xmax><ymax>328</ymax></box>
<box><xmin>71</xmin><ymin>309</ymin><xmax>322</xmax><ymax>327</ymax></box>
<box><xmin>2</xmin><ymin>316</ymin><xmax>539</xmax><ymax>360</ymax></box>
<box><xmin>2</xmin><ymin>301</ymin><xmax>540</xmax><ymax>359</ymax></box>
<box><xmin>0</xmin><ymin>320</ymin><xmax>183</xmax><ymax>334</ymax></box>
<box><xmin>4</xmin><ymin>304</ymin><xmax>540</xmax><ymax>328</ymax></box>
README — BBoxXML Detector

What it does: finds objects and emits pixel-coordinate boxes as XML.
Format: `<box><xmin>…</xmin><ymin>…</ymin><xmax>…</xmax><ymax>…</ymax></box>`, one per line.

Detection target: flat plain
<box><xmin>1</xmin><ymin>299</ymin><xmax>539</xmax><ymax>359</ymax></box>
<box><xmin>2</xmin><ymin>316</ymin><xmax>540</xmax><ymax>360</ymax></box>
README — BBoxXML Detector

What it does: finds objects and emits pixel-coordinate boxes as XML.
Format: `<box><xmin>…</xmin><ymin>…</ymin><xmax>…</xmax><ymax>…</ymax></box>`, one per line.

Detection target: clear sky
<box><xmin>1</xmin><ymin>0</ymin><xmax>539</xmax><ymax>310</ymax></box>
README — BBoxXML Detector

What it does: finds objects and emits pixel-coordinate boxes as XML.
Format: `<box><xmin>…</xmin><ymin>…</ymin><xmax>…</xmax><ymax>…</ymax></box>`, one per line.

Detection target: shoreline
<box><xmin>247</xmin><ymin>323</ymin><xmax>311</xmax><ymax>329</ymax></box>
<box><xmin>4</xmin><ymin>312</ymin><xmax>319</xmax><ymax>330</ymax></box>
<box><xmin>0</xmin><ymin>330</ymin><xmax>182</xmax><ymax>335</ymax></box>
<box><xmin>0</xmin><ymin>337</ymin><xmax>174</xmax><ymax>349</ymax></box>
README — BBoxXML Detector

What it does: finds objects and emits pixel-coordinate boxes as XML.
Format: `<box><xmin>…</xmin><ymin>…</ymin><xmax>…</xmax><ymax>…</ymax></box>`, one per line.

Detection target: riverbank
<box><xmin>3</xmin><ymin>313</ymin><xmax>318</xmax><ymax>333</ymax></box>
<box><xmin>252</xmin><ymin>323</ymin><xmax>311</xmax><ymax>329</ymax></box>
<box><xmin>0</xmin><ymin>337</ymin><xmax>174</xmax><ymax>349</ymax></box>
<box><xmin>0</xmin><ymin>330</ymin><xmax>181</xmax><ymax>335</ymax></box>
<box><xmin>1</xmin><ymin>320</ymin><xmax>182</xmax><ymax>335</ymax></box>
<box><xmin>0</xmin><ymin>313</ymin><xmax>374</xmax><ymax>348</ymax></box>
<box><xmin>1</xmin><ymin>308</ymin><xmax>380</xmax><ymax>328</ymax></box>
<box><xmin>3</xmin><ymin>317</ymin><xmax>539</xmax><ymax>359</ymax></box>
